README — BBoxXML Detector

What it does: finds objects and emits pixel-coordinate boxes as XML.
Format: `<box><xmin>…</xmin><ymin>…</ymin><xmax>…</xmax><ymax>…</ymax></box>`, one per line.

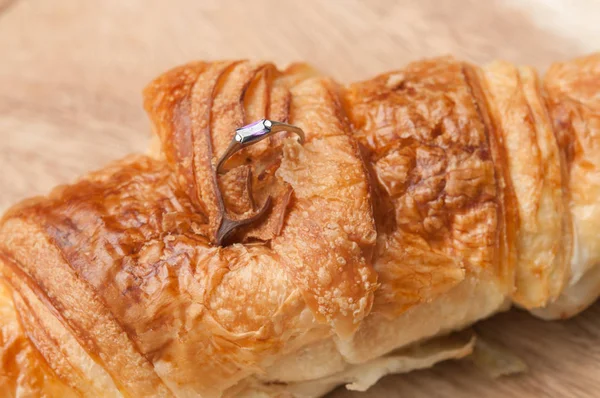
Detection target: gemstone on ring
<box><xmin>235</xmin><ymin>119</ymin><xmax>273</xmax><ymax>144</ymax></box>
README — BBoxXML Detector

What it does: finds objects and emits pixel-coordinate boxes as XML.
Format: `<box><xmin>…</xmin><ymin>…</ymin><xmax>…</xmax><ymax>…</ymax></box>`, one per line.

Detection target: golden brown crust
<box><xmin>0</xmin><ymin>177</ymin><xmax>175</xmax><ymax>396</ymax></box>
<box><xmin>1</xmin><ymin>54</ymin><xmax>600</xmax><ymax>397</ymax></box>
<box><xmin>0</xmin><ymin>279</ymin><xmax>80</xmax><ymax>398</ymax></box>
<box><xmin>478</xmin><ymin>61</ymin><xmax>568</xmax><ymax>307</ymax></box>
<box><xmin>544</xmin><ymin>54</ymin><xmax>600</xmax><ymax>284</ymax></box>
<box><xmin>0</xmin><ymin>156</ymin><xmax>311</xmax><ymax>396</ymax></box>
<box><xmin>462</xmin><ymin>63</ymin><xmax>518</xmax><ymax>293</ymax></box>
<box><xmin>1</xmin><ymin>62</ymin><xmax>379</xmax><ymax>396</ymax></box>
<box><xmin>343</xmin><ymin>57</ymin><xmax>506</xmax><ymax>314</ymax></box>
<box><xmin>274</xmin><ymin>77</ymin><xmax>378</xmax><ymax>336</ymax></box>
<box><xmin>533</xmin><ymin>53</ymin><xmax>600</xmax><ymax>318</ymax></box>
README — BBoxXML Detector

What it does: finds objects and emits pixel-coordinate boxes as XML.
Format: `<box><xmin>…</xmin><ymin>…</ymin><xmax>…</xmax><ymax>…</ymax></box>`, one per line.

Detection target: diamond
<box><xmin>235</xmin><ymin>119</ymin><xmax>272</xmax><ymax>144</ymax></box>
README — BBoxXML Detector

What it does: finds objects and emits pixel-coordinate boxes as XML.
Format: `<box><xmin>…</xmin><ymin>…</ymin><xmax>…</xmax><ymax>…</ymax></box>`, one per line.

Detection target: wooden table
<box><xmin>1</xmin><ymin>1</ymin><xmax>599</xmax><ymax>396</ymax></box>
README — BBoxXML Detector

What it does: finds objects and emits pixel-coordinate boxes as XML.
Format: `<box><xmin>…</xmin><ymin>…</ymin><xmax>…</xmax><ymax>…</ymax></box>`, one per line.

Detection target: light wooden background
<box><xmin>1</xmin><ymin>1</ymin><xmax>599</xmax><ymax>397</ymax></box>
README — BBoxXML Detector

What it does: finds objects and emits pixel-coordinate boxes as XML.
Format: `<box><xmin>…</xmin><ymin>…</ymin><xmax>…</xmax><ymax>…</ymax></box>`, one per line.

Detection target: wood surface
<box><xmin>1</xmin><ymin>1</ymin><xmax>599</xmax><ymax>396</ymax></box>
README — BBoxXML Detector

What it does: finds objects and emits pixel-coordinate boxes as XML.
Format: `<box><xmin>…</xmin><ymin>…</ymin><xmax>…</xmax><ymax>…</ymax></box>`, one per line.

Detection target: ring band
<box><xmin>216</xmin><ymin>119</ymin><xmax>305</xmax><ymax>174</ymax></box>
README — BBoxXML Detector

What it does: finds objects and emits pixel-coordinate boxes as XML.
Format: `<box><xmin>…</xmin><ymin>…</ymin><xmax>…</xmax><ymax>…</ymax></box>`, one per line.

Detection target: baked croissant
<box><xmin>1</xmin><ymin>53</ymin><xmax>599</xmax><ymax>398</ymax></box>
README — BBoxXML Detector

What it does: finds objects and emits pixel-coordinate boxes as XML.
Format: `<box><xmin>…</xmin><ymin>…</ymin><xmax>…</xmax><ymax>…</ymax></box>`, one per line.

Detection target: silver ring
<box><xmin>216</xmin><ymin>119</ymin><xmax>305</xmax><ymax>174</ymax></box>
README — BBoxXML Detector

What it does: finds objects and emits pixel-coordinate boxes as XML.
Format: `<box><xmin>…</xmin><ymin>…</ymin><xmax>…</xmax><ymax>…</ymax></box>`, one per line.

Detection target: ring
<box><xmin>216</xmin><ymin>119</ymin><xmax>305</xmax><ymax>174</ymax></box>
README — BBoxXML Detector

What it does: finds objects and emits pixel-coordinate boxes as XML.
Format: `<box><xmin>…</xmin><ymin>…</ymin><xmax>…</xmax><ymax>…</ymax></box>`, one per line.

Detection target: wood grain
<box><xmin>0</xmin><ymin>1</ymin><xmax>599</xmax><ymax>397</ymax></box>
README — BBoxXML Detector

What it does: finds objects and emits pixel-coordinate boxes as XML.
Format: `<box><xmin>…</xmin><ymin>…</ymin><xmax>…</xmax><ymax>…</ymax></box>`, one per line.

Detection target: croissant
<box><xmin>1</xmin><ymin>53</ymin><xmax>599</xmax><ymax>397</ymax></box>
